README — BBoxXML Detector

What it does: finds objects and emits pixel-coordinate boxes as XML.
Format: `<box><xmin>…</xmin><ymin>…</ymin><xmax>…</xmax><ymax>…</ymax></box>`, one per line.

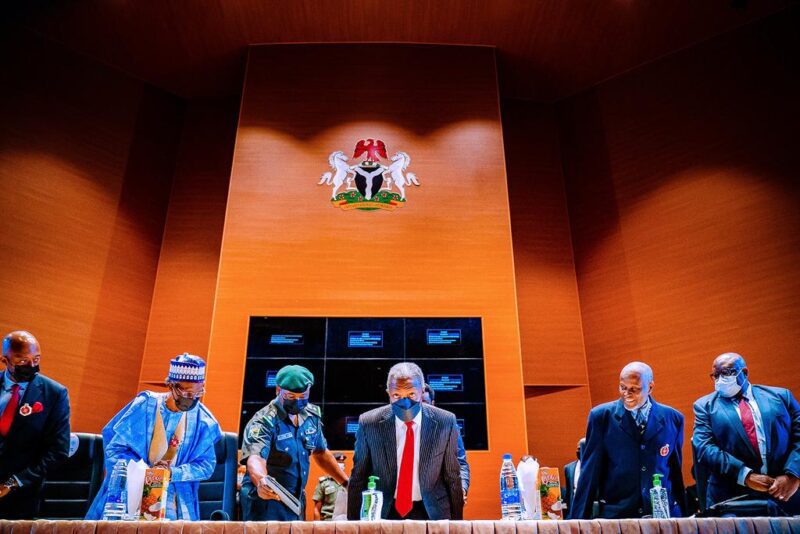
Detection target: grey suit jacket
<box><xmin>347</xmin><ymin>403</ymin><xmax>465</xmax><ymax>520</ymax></box>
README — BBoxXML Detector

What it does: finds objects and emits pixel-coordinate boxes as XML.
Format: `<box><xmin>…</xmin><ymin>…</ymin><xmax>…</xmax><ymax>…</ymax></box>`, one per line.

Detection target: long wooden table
<box><xmin>2</xmin><ymin>519</ymin><xmax>799</xmax><ymax>534</ymax></box>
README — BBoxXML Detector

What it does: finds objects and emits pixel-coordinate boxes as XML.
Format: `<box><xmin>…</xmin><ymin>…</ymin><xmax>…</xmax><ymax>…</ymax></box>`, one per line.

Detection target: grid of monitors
<box><xmin>240</xmin><ymin>317</ymin><xmax>487</xmax><ymax>450</ymax></box>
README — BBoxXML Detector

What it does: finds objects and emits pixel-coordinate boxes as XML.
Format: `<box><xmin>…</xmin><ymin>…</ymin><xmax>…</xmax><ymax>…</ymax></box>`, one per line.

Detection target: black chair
<box><xmin>37</xmin><ymin>432</ymin><xmax>104</xmax><ymax>519</ymax></box>
<box><xmin>198</xmin><ymin>431</ymin><xmax>238</xmax><ymax>520</ymax></box>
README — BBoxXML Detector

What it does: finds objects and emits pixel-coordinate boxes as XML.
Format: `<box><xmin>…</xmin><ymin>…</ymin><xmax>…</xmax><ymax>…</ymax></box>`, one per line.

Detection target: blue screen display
<box><xmin>347</xmin><ymin>331</ymin><xmax>384</xmax><ymax>348</ymax></box>
<box><xmin>428</xmin><ymin>374</ymin><xmax>464</xmax><ymax>392</ymax></box>
<box><xmin>269</xmin><ymin>334</ymin><xmax>304</xmax><ymax>346</ymax></box>
<box><xmin>264</xmin><ymin>370</ymin><xmax>278</xmax><ymax>387</ymax></box>
<box><xmin>456</xmin><ymin>418</ymin><xmax>465</xmax><ymax>436</ymax></box>
<box><xmin>427</xmin><ymin>329</ymin><xmax>462</xmax><ymax>345</ymax></box>
<box><xmin>345</xmin><ymin>416</ymin><xmax>360</xmax><ymax>435</ymax></box>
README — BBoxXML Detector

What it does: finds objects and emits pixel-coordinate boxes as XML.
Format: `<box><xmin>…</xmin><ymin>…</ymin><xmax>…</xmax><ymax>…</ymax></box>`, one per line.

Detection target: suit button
<box><xmin>641</xmin><ymin>466</ymin><xmax>647</xmax><ymax>472</ymax></box>
<box><xmin>638</xmin><ymin>508</ymin><xmax>643</xmax><ymax>514</ymax></box>
<box><xmin>641</xmin><ymin>445</ymin><xmax>646</xmax><ymax>450</ymax></box>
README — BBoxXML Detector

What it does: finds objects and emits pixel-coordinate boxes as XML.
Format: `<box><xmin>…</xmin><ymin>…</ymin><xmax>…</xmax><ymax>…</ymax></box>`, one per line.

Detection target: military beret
<box><xmin>275</xmin><ymin>365</ymin><xmax>314</xmax><ymax>393</ymax></box>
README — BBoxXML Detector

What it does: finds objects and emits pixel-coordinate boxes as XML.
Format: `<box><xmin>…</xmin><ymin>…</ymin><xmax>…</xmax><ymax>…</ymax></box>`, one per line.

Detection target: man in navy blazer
<box><xmin>0</xmin><ymin>331</ymin><xmax>71</xmax><ymax>519</ymax></box>
<box><xmin>693</xmin><ymin>352</ymin><xmax>800</xmax><ymax>514</ymax></box>
<box><xmin>571</xmin><ymin>362</ymin><xmax>686</xmax><ymax>519</ymax></box>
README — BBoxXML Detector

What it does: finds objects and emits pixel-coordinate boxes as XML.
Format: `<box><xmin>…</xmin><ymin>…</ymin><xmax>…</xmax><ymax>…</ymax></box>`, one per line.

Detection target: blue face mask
<box><xmin>391</xmin><ymin>397</ymin><xmax>421</xmax><ymax>422</ymax></box>
<box><xmin>715</xmin><ymin>370</ymin><xmax>743</xmax><ymax>397</ymax></box>
<box><xmin>283</xmin><ymin>397</ymin><xmax>308</xmax><ymax>415</ymax></box>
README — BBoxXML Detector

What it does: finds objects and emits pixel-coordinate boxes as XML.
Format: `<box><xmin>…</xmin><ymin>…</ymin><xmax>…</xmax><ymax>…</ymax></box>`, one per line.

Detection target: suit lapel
<box><xmin>613</xmin><ymin>400</ymin><xmax>639</xmax><ymax>440</ymax></box>
<box><xmin>419</xmin><ymin>405</ymin><xmax>438</xmax><ymax>486</ymax></box>
<box><xmin>9</xmin><ymin>374</ymin><xmax>43</xmax><ymax>435</ymax></box>
<box><xmin>379</xmin><ymin>408</ymin><xmax>397</xmax><ymax>492</ymax></box>
<box><xmin>716</xmin><ymin>393</ymin><xmax>758</xmax><ymax>458</ymax></box>
<box><xmin>643</xmin><ymin>399</ymin><xmax>665</xmax><ymax>443</ymax></box>
<box><xmin>751</xmin><ymin>386</ymin><xmax>772</xmax><ymax>457</ymax></box>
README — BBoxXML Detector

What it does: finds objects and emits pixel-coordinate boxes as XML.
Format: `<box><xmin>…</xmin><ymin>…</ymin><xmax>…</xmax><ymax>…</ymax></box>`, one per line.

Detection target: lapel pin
<box><xmin>19</xmin><ymin>403</ymin><xmax>33</xmax><ymax>416</ymax></box>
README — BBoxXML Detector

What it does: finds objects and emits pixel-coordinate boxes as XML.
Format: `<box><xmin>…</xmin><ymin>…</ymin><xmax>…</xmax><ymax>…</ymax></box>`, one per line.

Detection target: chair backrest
<box><xmin>198</xmin><ymin>431</ymin><xmax>238</xmax><ymax>519</ymax></box>
<box><xmin>37</xmin><ymin>432</ymin><xmax>104</xmax><ymax>519</ymax></box>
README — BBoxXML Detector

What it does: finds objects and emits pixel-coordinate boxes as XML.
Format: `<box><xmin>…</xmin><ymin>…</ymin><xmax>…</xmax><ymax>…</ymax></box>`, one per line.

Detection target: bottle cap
<box><xmin>652</xmin><ymin>473</ymin><xmax>663</xmax><ymax>487</ymax></box>
<box><xmin>502</xmin><ymin>453</ymin><xmax>512</xmax><ymax>460</ymax></box>
<box><xmin>367</xmin><ymin>475</ymin><xmax>380</xmax><ymax>490</ymax></box>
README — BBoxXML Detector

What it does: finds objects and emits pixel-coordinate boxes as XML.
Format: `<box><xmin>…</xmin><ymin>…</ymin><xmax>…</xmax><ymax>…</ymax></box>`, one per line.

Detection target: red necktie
<box><xmin>0</xmin><ymin>384</ymin><xmax>20</xmax><ymax>437</ymax></box>
<box><xmin>395</xmin><ymin>421</ymin><xmax>415</xmax><ymax>517</ymax></box>
<box><xmin>738</xmin><ymin>396</ymin><xmax>761</xmax><ymax>459</ymax></box>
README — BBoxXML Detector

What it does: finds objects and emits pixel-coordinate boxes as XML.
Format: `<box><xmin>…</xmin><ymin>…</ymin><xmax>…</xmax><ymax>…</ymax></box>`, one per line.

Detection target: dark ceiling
<box><xmin>12</xmin><ymin>0</ymin><xmax>792</xmax><ymax>102</ymax></box>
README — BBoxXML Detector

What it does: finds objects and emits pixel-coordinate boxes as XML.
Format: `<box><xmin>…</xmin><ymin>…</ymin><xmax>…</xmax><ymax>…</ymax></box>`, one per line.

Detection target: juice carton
<box><xmin>140</xmin><ymin>468</ymin><xmax>171</xmax><ymax>520</ymax></box>
<box><xmin>537</xmin><ymin>467</ymin><xmax>565</xmax><ymax>520</ymax></box>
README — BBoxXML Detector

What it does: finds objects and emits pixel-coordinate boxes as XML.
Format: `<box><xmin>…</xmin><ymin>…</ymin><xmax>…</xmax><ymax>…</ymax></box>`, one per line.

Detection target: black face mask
<box><xmin>391</xmin><ymin>397</ymin><xmax>421</xmax><ymax>422</ymax></box>
<box><xmin>283</xmin><ymin>398</ymin><xmax>308</xmax><ymax>415</ymax></box>
<box><xmin>171</xmin><ymin>390</ymin><xmax>200</xmax><ymax>412</ymax></box>
<box><xmin>9</xmin><ymin>364</ymin><xmax>39</xmax><ymax>383</ymax></box>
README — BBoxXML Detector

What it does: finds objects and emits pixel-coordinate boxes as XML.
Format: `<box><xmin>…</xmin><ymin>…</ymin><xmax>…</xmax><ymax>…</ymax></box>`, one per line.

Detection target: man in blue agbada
<box><xmin>87</xmin><ymin>353</ymin><xmax>221</xmax><ymax>520</ymax></box>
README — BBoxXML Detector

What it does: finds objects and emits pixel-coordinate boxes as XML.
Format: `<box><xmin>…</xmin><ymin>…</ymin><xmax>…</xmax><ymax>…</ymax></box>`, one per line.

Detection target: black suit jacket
<box><xmin>347</xmin><ymin>403</ymin><xmax>464</xmax><ymax>520</ymax></box>
<box><xmin>563</xmin><ymin>459</ymin><xmax>578</xmax><ymax>512</ymax></box>
<box><xmin>0</xmin><ymin>373</ymin><xmax>70</xmax><ymax>518</ymax></box>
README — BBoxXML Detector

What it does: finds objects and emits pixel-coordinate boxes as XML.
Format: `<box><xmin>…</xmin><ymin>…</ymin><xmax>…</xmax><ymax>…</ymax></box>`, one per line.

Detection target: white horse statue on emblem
<box><xmin>384</xmin><ymin>152</ymin><xmax>420</xmax><ymax>200</ymax></box>
<box><xmin>318</xmin><ymin>151</ymin><xmax>354</xmax><ymax>199</ymax></box>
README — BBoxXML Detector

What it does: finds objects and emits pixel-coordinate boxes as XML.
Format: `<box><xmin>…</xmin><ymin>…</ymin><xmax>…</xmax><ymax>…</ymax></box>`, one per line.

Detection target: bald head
<box><xmin>713</xmin><ymin>352</ymin><xmax>747</xmax><ymax>372</ymax></box>
<box><xmin>619</xmin><ymin>361</ymin><xmax>654</xmax><ymax>410</ymax></box>
<box><xmin>2</xmin><ymin>331</ymin><xmax>40</xmax><ymax>356</ymax></box>
<box><xmin>2</xmin><ymin>331</ymin><xmax>41</xmax><ymax>382</ymax></box>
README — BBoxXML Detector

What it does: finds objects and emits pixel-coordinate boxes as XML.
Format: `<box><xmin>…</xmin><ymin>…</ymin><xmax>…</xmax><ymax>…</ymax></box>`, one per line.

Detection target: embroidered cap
<box><xmin>167</xmin><ymin>353</ymin><xmax>207</xmax><ymax>383</ymax></box>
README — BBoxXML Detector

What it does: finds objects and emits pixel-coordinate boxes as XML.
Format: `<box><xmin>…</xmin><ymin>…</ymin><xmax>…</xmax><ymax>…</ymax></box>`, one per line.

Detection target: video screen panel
<box><xmin>405</xmin><ymin>317</ymin><xmax>483</xmax><ymax>359</ymax></box>
<box><xmin>240</xmin><ymin>317</ymin><xmax>487</xmax><ymax>450</ymax></box>
<box><xmin>326</xmin><ymin>318</ymin><xmax>405</xmax><ymax>359</ymax></box>
<box><xmin>246</xmin><ymin>317</ymin><xmax>326</xmax><ymax>359</ymax></box>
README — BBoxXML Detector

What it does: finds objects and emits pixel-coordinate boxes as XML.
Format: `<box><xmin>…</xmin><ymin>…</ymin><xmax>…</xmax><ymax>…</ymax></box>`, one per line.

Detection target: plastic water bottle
<box><xmin>360</xmin><ymin>475</ymin><xmax>383</xmax><ymax>521</ymax></box>
<box><xmin>500</xmin><ymin>453</ymin><xmax>522</xmax><ymax>520</ymax></box>
<box><xmin>102</xmin><ymin>459</ymin><xmax>128</xmax><ymax>520</ymax></box>
<box><xmin>650</xmin><ymin>473</ymin><xmax>671</xmax><ymax>519</ymax></box>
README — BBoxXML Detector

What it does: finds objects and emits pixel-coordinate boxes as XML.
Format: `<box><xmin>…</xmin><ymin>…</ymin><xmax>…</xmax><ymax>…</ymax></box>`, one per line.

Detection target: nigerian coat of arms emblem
<box><xmin>317</xmin><ymin>138</ymin><xmax>420</xmax><ymax>211</ymax></box>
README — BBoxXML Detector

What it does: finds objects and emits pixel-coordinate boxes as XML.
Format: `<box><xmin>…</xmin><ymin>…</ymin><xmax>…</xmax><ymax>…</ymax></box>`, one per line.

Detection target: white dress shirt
<box><xmin>735</xmin><ymin>383</ymin><xmax>769</xmax><ymax>485</ymax></box>
<box><xmin>394</xmin><ymin>409</ymin><xmax>422</xmax><ymax>501</ymax></box>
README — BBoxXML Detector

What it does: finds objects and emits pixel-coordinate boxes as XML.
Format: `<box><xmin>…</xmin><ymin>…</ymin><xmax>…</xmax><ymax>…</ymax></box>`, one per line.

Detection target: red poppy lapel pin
<box><xmin>19</xmin><ymin>402</ymin><xmax>44</xmax><ymax>416</ymax></box>
<box><xmin>32</xmin><ymin>401</ymin><xmax>44</xmax><ymax>414</ymax></box>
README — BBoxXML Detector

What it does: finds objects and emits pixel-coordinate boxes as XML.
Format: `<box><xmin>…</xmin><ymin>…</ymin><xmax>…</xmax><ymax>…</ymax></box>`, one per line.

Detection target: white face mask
<box><xmin>715</xmin><ymin>371</ymin><xmax>743</xmax><ymax>397</ymax></box>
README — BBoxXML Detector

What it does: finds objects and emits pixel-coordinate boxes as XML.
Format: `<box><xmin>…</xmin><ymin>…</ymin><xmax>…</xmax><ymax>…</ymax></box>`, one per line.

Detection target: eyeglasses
<box><xmin>171</xmin><ymin>385</ymin><xmax>205</xmax><ymax>399</ymax></box>
<box><xmin>709</xmin><ymin>368</ymin><xmax>741</xmax><ymax>380</ymax></box>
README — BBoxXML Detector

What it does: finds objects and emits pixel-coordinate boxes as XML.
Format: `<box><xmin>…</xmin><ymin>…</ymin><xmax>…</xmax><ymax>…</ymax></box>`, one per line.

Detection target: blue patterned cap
<box><xmin>167</xmin><ymin>353</ymin><xmax>207</xmax><ymax>383</ymax></box>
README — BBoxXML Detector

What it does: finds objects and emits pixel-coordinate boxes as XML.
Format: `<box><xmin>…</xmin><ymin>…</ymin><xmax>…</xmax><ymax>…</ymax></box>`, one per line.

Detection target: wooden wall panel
<box><xmin>0</xmin><ymin>30</ymin><xmax>182</xmax><ymax>431</ymax></box>
<box><xmin>138</xmin><ymin>99</ymin><xmax>238</xmax><ymax>387</ymax></box>
<box><xmin>558</xmin><ymin>11</ymin><xmax>800</xmax><ymax>480</ymax></box>
<box><xmin>204</xmin><ymin>44</ymin><xmax>527</xmax><ymax>520</ymax></box>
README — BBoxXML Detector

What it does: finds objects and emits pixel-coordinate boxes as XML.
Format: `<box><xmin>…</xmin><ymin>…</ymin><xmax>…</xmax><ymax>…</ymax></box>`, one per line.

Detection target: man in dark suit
<box><xmin>693</xmin><ymin>352</ymin><xmax>800</xmax><ymax>514</ymax></box>
<box><xmin>422</xmin><ymin>382</ymin><xmax>470</xmax><ymax>502</ymax></box>
<box><xmin>0</xmin><ymin>331</ymin><xmax>71</xmax><ymax>519</ymax></box>
<box><xmin>571</xmin><ymin>362</ymin><xmax>686</xmax><ymax>519</ymax></box>
<box><xmin>562</xmin><ymin>437</ymin><xmax>585</xmax><ymax>513</ymax></box>
<box><xmin>347</xmin><ymin>362</ymin><xmax>465</xmax><ymax>520</ymax></box>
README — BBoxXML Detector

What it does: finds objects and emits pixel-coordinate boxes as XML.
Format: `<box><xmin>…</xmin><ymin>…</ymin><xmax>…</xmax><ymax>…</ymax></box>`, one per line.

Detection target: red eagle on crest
<box><xmin>353</xmin><ymin>138</ymin><xmax>387</xmax><ymax>162</ymax></box>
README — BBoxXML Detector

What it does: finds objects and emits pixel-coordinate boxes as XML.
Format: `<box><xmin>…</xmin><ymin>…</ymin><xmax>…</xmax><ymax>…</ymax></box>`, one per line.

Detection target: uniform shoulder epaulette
<box><xmin>306</xmin><ymin>403</ymin><xmax>322</xmax><ymax>417</ymax></box>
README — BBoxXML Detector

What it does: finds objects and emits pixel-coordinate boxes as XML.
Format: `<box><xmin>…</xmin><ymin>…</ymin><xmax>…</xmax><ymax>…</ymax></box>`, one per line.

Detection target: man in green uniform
<box><xmin>240</xmin><ymin>365</ymin><xmax>348</xmax><ymax>520</ymax></box>
<box><xmin>313</xmin><ymin>452</ymin><xmax>347</xmax><ymax>520</ymax></box>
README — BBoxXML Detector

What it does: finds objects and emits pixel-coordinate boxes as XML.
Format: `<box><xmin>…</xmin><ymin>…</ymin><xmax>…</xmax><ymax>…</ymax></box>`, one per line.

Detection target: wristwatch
<box><xmin>2</xmin><ymin>477</ymin><xmax>19</xmax><ymax>490</ymax></box>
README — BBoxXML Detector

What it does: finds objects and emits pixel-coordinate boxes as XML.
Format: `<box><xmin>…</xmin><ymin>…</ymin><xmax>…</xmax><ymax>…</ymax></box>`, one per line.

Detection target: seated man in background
<box><xmin>312</xmin><ymin>451</ymin><xmax>347</xmax><ymax>520</ymax></box>
<box><xmin>562</xmin><ymin>437</ymin><xmax>586</xmax><ymax>513</ymax></box>
<box><xmin>571</xmin><ymin>362</ymin><xmax>685</xmax><ymax>519</ymax></box>
<box><xmin>240</xmin><ymin>365</ymin><xmax>348</xmax><ymax>520</ymax></box>
<box><xmin>0</xmin><ymin>331</ymin><xmax>70</xmax><ymax>519</ymax></box>
<box><xmin>422</xmin><ymin>382</ymin><xmax>470</xmax><ymax>503</ymax></box>
<box><xmin>348</xmin><ymin>362</ymin><xmax>465</xmax><ymax>520</ymax></box>
<box><xmin>87</xmin><ymin>353</ymin><xmax>221</xmax><ymax>520</ymax></box>
<box><xmin>693</xmin><ymin>352</ymin><xmax>800</xmax><ymax>514</ymax></box>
